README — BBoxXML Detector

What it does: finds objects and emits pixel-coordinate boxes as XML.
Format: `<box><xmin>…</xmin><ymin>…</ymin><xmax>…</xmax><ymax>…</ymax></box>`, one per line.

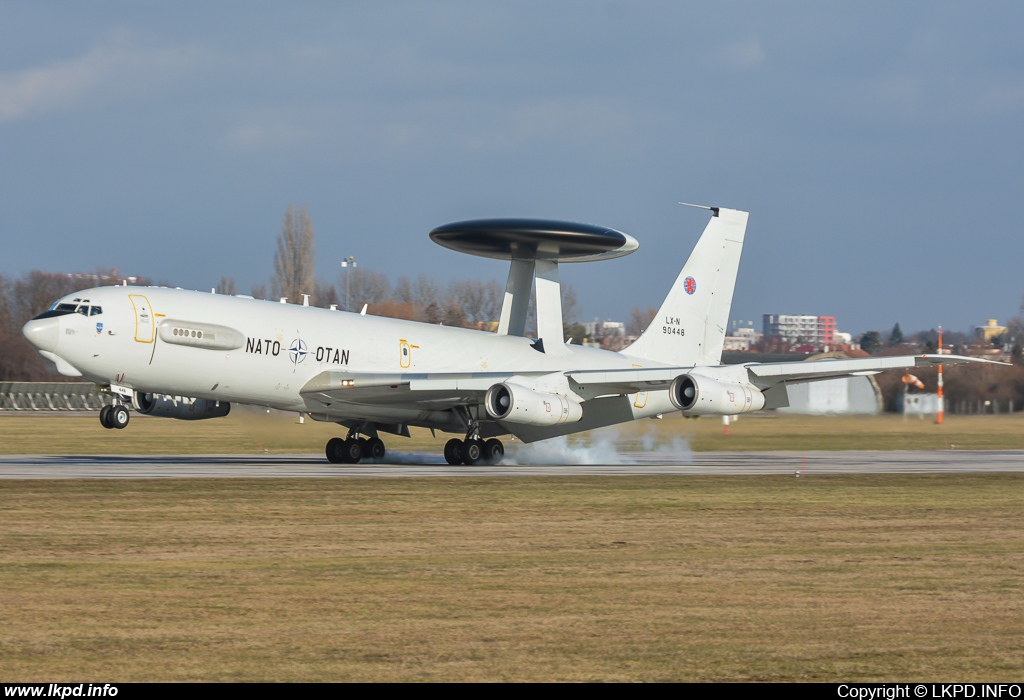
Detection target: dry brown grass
<box><xmin>3</xmin><ymin>410</ymin><xmax>1024</xmax><ymax>455</ymax></box>
<box><xmin>2</xmin><ymin>475</ymin><xmax>1023</xmax><ymax>681</ymax></box>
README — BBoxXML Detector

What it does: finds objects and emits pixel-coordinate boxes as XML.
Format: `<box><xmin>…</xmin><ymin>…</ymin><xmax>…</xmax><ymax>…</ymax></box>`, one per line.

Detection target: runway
<box><xmin>2</xmin><ymin>449</ymin><xmax>1024</xmax><ymax>478</ymax></box>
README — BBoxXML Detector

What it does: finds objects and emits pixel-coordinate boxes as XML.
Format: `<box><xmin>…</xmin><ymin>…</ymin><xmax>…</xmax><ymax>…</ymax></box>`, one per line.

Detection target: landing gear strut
<box><xmin>325</xmin><ymin>427</ymin><xmax>386</xmax><ymax>464</ymax></box>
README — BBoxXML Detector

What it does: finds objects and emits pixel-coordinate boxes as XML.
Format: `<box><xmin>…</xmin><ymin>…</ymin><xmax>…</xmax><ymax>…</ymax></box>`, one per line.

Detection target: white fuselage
<box><xmin>40</xmin><ymin>286</ymin><xmax>679</xmax><ymax>431</ymax></box>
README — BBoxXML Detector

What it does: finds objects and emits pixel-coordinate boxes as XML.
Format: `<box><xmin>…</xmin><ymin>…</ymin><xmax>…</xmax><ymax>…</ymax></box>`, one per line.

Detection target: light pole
<box><xmin>341</xmin><ymin>255</ymin><xmax>357</xmax><ymax>311</ymax></box>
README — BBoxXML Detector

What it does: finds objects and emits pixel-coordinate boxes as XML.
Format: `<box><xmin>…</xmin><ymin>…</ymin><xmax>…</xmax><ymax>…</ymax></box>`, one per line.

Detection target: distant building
<box><xmin>583</xmin><ymin>319</ymin><xmax>631</xmax><ymax>351</ymax></box>
<box><xmin>763</xmin><ymin>314</ymin><xmax>837</xmax><ymax>351</ymax></box>
<box><xmin>776</xmin><ymin>352</ymin><xmax>882</xmax><ymax>414</ymax></box>
<box><xmin>975</xmin><ymin>319</ymin><xmax>1006</xmax><ymax>342</ymax></box>
<box><xmin>901</xmin><ymin>393</ymin><xmax>940</xmax><ymax>415</ymax></box>
<box><xmin>779</xmin><ymin>376</ymin><xmax>881</xmax><ymax>415</ymax></box>
<box><xmin>584</xmin><ymin>319</ymin><xmax>625</xmax><ymax>339</ymax></box>
<box><xmin>722</xmin><ymin>321</ymin><xmax>759</xmax><ymax>352</ymax></box>
<box><xmin>723</xmin><ymin>335</ymin><xmax>751</xmax><ymax>352</ymax></box>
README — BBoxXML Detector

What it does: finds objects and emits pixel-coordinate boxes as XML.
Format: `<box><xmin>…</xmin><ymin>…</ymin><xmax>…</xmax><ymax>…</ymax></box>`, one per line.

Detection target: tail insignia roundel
<box><xmin>684</xmin><ymin>277</ymin><xmax>696</xmax><ymax>295</ymax></box>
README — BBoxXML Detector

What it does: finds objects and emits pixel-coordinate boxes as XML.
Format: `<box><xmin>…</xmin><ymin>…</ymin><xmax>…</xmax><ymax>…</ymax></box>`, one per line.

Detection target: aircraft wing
<box><xmin>565</xmin><ymin>354</ymin><xmax>1007</xmax><ymax>394</ymax></box>
<box><xmin>300</xmin><ymin>354</ymin><xmax>1005</xmax><ymax>411</ymax></box>
<box><xmin>742</xmin><ymin>354</ymin><xmax>1007</xmax><ymax>387</ymax></box>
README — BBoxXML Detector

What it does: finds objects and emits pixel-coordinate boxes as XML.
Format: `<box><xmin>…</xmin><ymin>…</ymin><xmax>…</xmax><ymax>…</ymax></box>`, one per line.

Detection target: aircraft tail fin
<box><xmin>621</xmin><ymin>206</ymin><xmax>748</xmax><ymax>366</ymax></box>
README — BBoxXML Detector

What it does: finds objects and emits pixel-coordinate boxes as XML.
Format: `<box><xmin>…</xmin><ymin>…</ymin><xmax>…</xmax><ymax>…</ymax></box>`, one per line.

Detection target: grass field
<box><xmin>2</xmin><ymin>413</ymin><xmax>1023</xmax><ymax>681</ymax></box>
<box><xmin>1</xmin><ymin>475</ymin><xmax>1022</xmax><ymax>681</ymax></box>
<box><xmin>2</xmin><ymin>410</ymin><xmax>1024</xmax><ymax>455</ymax></box>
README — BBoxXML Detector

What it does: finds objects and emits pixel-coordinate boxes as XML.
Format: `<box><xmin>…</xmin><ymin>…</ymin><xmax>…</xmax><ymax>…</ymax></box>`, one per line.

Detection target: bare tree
<box><xmin>0</xmin><ymin>274</ymin><xmax>11</xmax><ymax>332</ymax></box>
<box><xmin>413</xmin><ymin>274</ymin><xmax>440</xmax><ymax>309</ymax></box>
<box><xmin>251</xmin><ymin>283</ymin><xmax>267</xmax><ymax>300</ymax></box>
<box><xmin>482</xmin><ymin>280</ymin><xmax>503</xmax><ymax>324</ymax></box>
<box><xmin>442</xmin><ymin>296</ymin><xmax>469</xmax><ymax>328</ymax></box>
<box><xmin>422</xmin><ymin>300</ymin><xmax>443</xmax><ymax>325</ymax></box>
<box><xmin>218</xmin><ymin>276</ymin><xmax>237</xmax><ymax>296</ymax></box>
<box><xmin>627</xmin><ymin>306</ymin><xmax>657</xmax><ymax>336</ymax></box>
<box><xmin>561</xmin><ymin>284</ymin><xmax>581</xmax><ymax>326</ymax></box>
<box><xmin>315</xmin><ymin>279</ymin><xmax>341</xmax><ymax>309</ymax></box>
<box><xmin>270</xmin><ymin>204</ymin><xmax>317</xmax><ymax>303</ymax></box>
<box><xmin>393</xmin><ymin>276</ymin><xmax>414</xmax><ymax>305</ymax></box>
<box><xmin>450</xmin><ymin>279</ymin><xmax>486</xmax><ymax>324</ymax></box>
<box><xmin>12</xmin><ymin>272</ymin><xmax>83</xmax><ymax>329</ymax></box>
<box><xmin>341</xmin><ymin>268</ymin><xmax>390</xmax><ymax>310</ymax></box>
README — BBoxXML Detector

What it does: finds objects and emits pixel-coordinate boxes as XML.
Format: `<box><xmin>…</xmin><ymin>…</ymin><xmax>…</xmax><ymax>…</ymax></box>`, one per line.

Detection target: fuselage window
<box><xmin>89</xmin><ymin>306</ymin><xmax>102</xmax><ymax>316</ymax></box>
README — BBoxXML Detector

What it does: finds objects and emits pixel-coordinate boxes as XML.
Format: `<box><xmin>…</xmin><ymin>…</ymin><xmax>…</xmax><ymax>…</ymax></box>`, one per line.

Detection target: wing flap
<box><xmin>565</xmin><ymin>368</ymin><xmax>682</xmax><ymax>394</ymax></box>
<box><xmin>566</xmin><ymin>354</ymin><xmax>1007</xmax><ymax>396</ymax></box>
<box><xmin>300</xmin><ymin>370</ymin><xmax>529</xmax><ymax>407</ymax></box>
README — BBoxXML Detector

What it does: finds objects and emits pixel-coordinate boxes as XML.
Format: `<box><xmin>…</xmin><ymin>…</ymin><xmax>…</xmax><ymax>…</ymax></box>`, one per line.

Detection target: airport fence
<box><xmin>0</xmin><ymin>382</ymin><xmax>112</xmax><ymax>412</ymax></box>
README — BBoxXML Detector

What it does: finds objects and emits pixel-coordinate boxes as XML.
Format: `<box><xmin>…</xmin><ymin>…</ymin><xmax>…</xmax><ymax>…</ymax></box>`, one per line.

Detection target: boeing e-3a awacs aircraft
<box><xmin>22</xmin><ymin>205</ymin><xmax>999</xmax><ymax>465</ymax></box>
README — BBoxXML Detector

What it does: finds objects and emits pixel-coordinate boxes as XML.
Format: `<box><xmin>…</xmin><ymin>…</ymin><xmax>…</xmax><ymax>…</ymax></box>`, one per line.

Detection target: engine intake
<box><xmin>133</xmin><ymin>392</ymin><xmax>231</xmax><ymax>420</ymax></box>
<box><xmin>485</xmin><ymin>382</ymin><xmax>583</xmax><ymax>427</ymax></box>
<box><xmin>669</xmin><ymin>374</ymin><xmax>765</xmax><ymax>415</ymax></box>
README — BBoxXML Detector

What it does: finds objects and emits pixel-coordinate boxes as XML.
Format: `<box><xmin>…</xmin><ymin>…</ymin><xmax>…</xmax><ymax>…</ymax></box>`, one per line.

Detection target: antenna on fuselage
<box><xmin>678</xmin><ymin>202</ymin><xmax>721</xmax><ymax>217</ymax></box>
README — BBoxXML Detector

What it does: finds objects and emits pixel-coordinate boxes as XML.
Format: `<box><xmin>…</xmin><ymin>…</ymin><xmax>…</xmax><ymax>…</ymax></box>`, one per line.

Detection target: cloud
<box><xmin>0</xmin><ymin>33</ymin><xmax>205</xmax><ymax>123</ymax></box>
<box><xmin>222</xmin><ymin>122</ymin><xmax>318</xmax><ymax>152</ymax></box>
<box><xmin>460</xmin><ymin>97</ymin><xmax>658</xmax><ymax>152</ymax></box>
<box><xmin>718</xmin><ymin>39</ymin><xmax>765</xmax><ymax>69</ymax></box>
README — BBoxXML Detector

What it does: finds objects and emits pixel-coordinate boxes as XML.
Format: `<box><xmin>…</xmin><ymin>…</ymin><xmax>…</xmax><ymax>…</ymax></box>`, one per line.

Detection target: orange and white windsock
<box><xmin>902</xmin><ymin>373</ymin><xmax>925</xmax><ymax>389</ymax></box>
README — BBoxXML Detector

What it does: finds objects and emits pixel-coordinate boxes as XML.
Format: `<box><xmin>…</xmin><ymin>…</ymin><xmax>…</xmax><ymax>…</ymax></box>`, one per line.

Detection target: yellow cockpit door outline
<box><xmin>129</xmin><ymin>294</ymin><xmax>155</xmax><ymax>343</ymax></box>
<box><xmin>399</xmin><ymin>339</ymin><xmax>419</xmax><ymax>369</ymax></box>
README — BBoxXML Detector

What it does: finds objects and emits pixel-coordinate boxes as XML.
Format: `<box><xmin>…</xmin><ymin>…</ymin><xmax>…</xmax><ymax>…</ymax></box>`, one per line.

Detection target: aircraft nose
<box><xmin>22</xmin><ymin>316</ymin><xmax>61</xmax><ymax>353</ymax></box>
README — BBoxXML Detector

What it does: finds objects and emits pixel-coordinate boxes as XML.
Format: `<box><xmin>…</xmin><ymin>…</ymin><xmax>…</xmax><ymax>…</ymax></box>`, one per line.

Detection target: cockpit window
<box><xmin>51</xmin><ymin>302</ymin><xmax>101</xmax><ymax>316</ymax></box>
<box><xmin>32</xmin><ymin>308</ymin><xmax>74</xmax><ymax>320</ymax></box>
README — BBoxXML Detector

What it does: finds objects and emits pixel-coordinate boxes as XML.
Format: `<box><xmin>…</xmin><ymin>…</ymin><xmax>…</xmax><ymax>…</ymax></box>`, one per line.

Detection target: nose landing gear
<box><xmin>99</xmin><ymin>403</ymin><xmax>130</xmax><ymax>430</ymax></box>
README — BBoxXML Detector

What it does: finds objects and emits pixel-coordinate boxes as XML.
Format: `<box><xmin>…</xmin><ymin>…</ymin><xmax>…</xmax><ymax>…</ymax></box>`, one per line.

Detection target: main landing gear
<box><xmin>99</xmin><ymin>403</ymin><xmax>130</xmax><ymax>430</ymax></box>
<box><xmin>325</xmin><ymin>429</ymin><xmax>386</xmax><ymax>464</ymax></box>
<box><xmin>444</xmin><ymin>436</ymin><xmax>504</xmax><ymax>465</ymax></box>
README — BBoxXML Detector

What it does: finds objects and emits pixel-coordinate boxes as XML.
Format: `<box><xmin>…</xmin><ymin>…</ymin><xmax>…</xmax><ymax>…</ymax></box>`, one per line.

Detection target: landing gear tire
<box><xmin>444</xmin><ymin>438</ymin><xmax>463</xmax><ymax>465</ymax></box>
<box><xmin>484</xmin><ymin>439</ymin><xmax>504</xmax><ymax>462</ymax></box>
<box><xmin>99</xmin><ymin>405</ymin><xmax>115</xmax><ymax>429</ymax></box>
<box><xmin>462</xmin><ymin>438</ymin><xmax>485</xmax><ymax>465</ymax></box>
<box><xmin>326</xmin><ymin>437</ymin><xmax>345</xmax><ymax>464</ymax></box>
<box><xmin>341</xmin><ymin>438</ymin><xmax>363</xmax><ymax>464</ymax></box>
<box><xmin>366</xmin><ymin>437</ymin><xmax>386</xmax><ymax>460</ymax></box>
<box><xmin>109</xmin><ymin>405</ymin><xmax>130</xmax><ymax>429</ymax></box>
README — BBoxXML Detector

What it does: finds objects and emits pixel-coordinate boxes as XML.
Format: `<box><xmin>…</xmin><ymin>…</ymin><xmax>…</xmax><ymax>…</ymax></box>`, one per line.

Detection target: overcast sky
<box><xmin>2</xmin><ymin>2</ymin><xmax>1022</xmax><ymax>336</ymax></box>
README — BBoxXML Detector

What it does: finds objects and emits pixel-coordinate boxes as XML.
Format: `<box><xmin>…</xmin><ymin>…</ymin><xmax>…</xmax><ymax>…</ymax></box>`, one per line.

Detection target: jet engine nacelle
<box><xmin>133</xmin><ymin>392</ymin><xmax>231</xmax><ymax>420</ymax></box>
<box><xmin>485</xmin><ymin>382</ymin><xmax>584</xmax><ymax>426</ymax></box>
<box><xmin>669</xmin><ymin>374</ymin><xmax>765</xmax><ymax>415</ymax></box>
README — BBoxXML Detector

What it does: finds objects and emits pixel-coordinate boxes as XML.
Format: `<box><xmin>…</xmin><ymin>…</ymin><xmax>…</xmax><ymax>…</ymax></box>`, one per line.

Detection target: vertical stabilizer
<box><xmin>621</xmin><ymin>207</ymin><xmax>748</xmax><ymax>366</ymax></box>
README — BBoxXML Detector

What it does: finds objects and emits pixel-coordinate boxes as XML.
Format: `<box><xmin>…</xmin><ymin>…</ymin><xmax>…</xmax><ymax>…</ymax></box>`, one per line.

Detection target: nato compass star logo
<box><xmin>289</xmin><ymin>338</ymin><xmax>309</xmax><ymax>365</ymax></box>
<box><xmin>684</xmin><ymin>276</ymin><xmax>697</xmax><ymax>295</ymax></box>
